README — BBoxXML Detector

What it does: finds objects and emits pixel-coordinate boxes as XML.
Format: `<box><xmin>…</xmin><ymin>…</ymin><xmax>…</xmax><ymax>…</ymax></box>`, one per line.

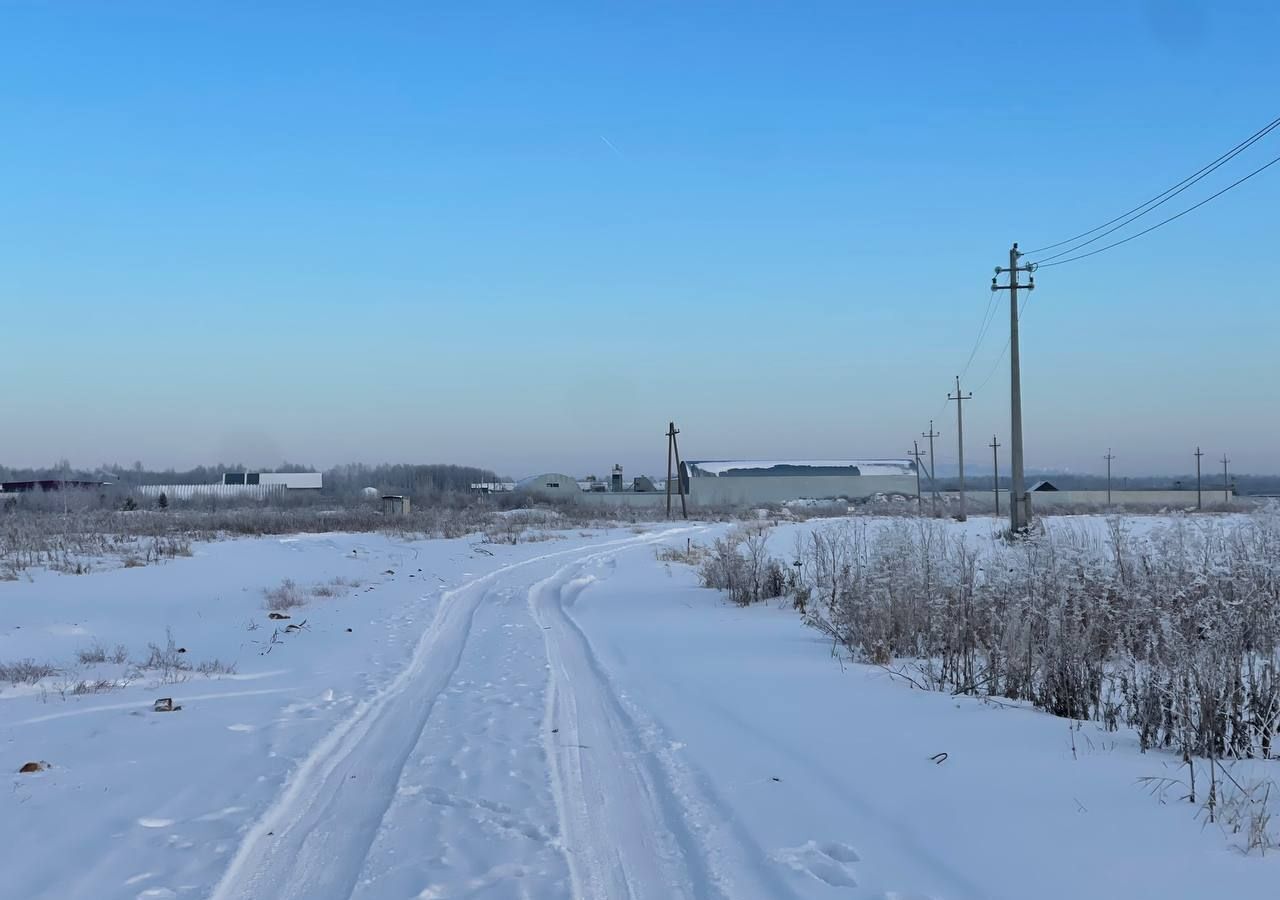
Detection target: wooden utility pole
<box><xmin>948</xmin><ymin>376</ymin><xmax>973</xmax><ymax>522</ymax></box>
<box><xmin>665</xmin><ymin>422</ymin><xmax>687</xmax><ymax>520</ymax></box>
<box><xmin>908</xmin><ymin>441</ymin><xmax>927</xmax><ymax>512</ymax></box>
<box><xmin>1194</xmin><ymin>447</ymin><xmax>1204</xmax><ymax>510</ymax></box>
<box><xmin>922</xmin><ymin>421</ymin><xmax>940</xmax><ymax>516</ymax></box>
<box><xmin>1221</xmin><ymin>453</ymin><xmax>1231</xmax><ymax>505</ymax></box>
<box><xmin>992</xmin><ymin>243</ymin><xmax>1035</xmax><ymax>532</ymax></box>
<box><xmin>988</xmin><ymin>435</ymin><xmax>1001</xmax><ymax>516</ymax></box>
<box><xmin>671</xmin><ymin>426</ymin><xmax>687</xmax><ymax>520</ymax></box>
<box><xmin>670</xmin><ymin>425</ymin><xmax>680</xmax><ymax>517</ymax></box>
<box><xmin>1104</xmin><ymin>449</ymin><xmax>1116</xmax><ymax>506</ymax></box>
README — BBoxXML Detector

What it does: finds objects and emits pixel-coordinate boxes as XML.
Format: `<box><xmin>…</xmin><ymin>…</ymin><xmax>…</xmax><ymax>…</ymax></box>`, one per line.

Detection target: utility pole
<box><xmin>1194</xmin><ymin>447</ymin><xmax>1204</xmax><ymax>510</ymax></box>
<box><xmin>908</xmin><ymin>441</ymin><xmax>927</xmax><ymax>513</ymax></box>
<box><xmin>1221</xmin><ymin>453</ymin><xmax>1231</xmax><ymax>505</ymax></box>
<box><xmin>670</xmin><ymin>425</ymin><xmax>680</xmax><ymax>522</ymax></box>
<box><xmin>665</xmin><ymin>422</ymin><xmax>688</xmax><ymax>521</ymax></box>
<box><xmin>992</xmin><ymin>243</ymin><xmax>1035</xmax><ymax>533</ymax></box>
<box><xmin>671</xmin><ymin>425</ymin><xmax>687</xmax><ymax>520</ymax></box>
<box><xmin>922</xmin><ymin>421</ymin><xmax>940</xmax><ymax>516</ymax></box>
<box><xmin>1104</xmin><ymin>449</ymin><xmax>1116</xmax><ymax>506</ymax></box>
<box><xmin>988</xmin><ymin>435</ymin><xmax>1001</xmax><ymax>516</ymax></box>
<box><xmin>948</xmin><ymin>376</ymin><xmax>972</xmax><ymax>522</ymax></box>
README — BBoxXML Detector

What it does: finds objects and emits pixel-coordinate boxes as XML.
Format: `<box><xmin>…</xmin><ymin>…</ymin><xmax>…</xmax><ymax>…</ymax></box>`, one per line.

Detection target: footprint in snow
<box><xmin>772</xmin><ymin>840</ymin><xmax>860</xmax><ymax>889</ymax></box>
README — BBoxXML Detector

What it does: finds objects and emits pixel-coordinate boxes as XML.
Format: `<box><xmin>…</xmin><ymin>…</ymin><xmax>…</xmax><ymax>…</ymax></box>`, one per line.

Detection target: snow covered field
<box><xmin>2</xmin><ymin>516</ymin><xmax>1277</xmax><ymax>899</ymax></box>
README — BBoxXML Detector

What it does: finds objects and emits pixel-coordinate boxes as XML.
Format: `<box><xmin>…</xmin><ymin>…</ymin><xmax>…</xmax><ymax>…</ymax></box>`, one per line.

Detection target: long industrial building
<box><xmin>679</xmin><ymin>459</ymin><xmax>916</xmax><ymax>506</ymax></box>
<box><xmin>516</xmin><ymin>459</ymin><xmax>917</xmax><ymax>509</ymax></box>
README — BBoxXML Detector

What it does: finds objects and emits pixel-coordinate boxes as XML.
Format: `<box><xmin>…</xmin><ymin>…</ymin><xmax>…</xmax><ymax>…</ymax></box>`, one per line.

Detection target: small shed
<box><xmin>381</xmin><ymin>494</ymin><xmax>411</xmax><ymax>516</ymax></box>
<box><xmin>1029</xmin><ymin>480</ymin><xmax>1060</xmax><ymax>492</ymax></box>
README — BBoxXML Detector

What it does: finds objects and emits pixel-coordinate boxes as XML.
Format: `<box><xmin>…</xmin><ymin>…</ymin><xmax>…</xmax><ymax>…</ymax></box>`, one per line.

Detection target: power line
<box><xmin>1032</xmin><ymin>149</ymin><xmax>1280</xmax><ymax>268</ymax></box>
<box><xmin>1030</xmin><ymin>117</ymin><xmax>1279</xmax><ymax>265</ymax></box>
<box><xmin>973</xmin><ymin>290</ymin><xmax>1032</xmax><ymax>394</ymax></box>
<box><xmin>958</xmin><ymin>288</ymin><xmax>1001</xmax><ymax>382</ymax></box>
<box><xmin>1025</xmin><ymin>115</ymin><xmax>1280</xmax><ymax>256</ymax></box>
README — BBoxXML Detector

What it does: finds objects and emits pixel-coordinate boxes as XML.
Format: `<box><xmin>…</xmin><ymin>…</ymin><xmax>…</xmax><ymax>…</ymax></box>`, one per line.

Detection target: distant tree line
<box><xmin>324</xmin><ymin>463</ymin><xmax>504</xmax><ymax>499</ymax></box>
<box><xmin>0</xmin><ymin>460</ymin><xmax>504</xmax><ymax>501</ymax></box>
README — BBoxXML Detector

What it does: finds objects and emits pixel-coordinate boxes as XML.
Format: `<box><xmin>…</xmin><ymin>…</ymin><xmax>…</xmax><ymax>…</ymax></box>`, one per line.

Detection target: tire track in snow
<box><xmin>210</xmin><ymin>530</ymin><xmax>693</xmax><ymax>900</ymax></box>
<box><xmin>531</xmin><ymin>542</ymin><xmax>800</xmax><ymax>900</ymax></box>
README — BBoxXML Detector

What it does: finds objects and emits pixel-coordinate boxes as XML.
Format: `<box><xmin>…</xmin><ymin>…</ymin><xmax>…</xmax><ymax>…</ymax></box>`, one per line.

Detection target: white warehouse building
<box><xmin>680</xmin><ymin>459</ymin><xmax>917</xmax><ymax>506</ymax></box>
<box><xmin>515</xmin><ymin>459</ymin><xmax>917</xmax><ymax>509</ymax></box>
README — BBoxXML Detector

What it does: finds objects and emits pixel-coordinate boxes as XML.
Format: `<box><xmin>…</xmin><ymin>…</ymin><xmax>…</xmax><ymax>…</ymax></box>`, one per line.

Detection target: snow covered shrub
<box><xmin>196</xmin><ymin>658</ymin><xmax>237</xmax><ymax>676</ymax></box>
<box><xmin>263</xmin><ymin>578</ymin><xmax>306</xmax><ymax>610</ymax></box>
<box><xmin>793</xmin><ymin>510</ymin><xmax>1280</xmax><ymax>761</ymax></box>
<box><xmin>0</xmin><ymin>659</ymin><xmax>59</xmax><ymax>685</ymax></box>
<box><xmin>135</xmin><ymin>628</ymin><xmax>192</xmax><ymax>683</ymax></box>
<box><xmin>655</xmin><ymin>541</ymin><xmax>706</xmax><ymax>565</ymax></box>
<box><xmin>76</xmin><ymin>643</ymin><xmax>109</xmax><ymax>665</ymax></box>
<box><xmin>78</xmin><ymin>640</ymin><xmax>131</xmax><ymax>667</ymax></box>
<box><xmin>699</xmin><ymin>537</ymin><xmax>752</xmax><ymax>605</ymax></box>
<box><xmin>698</xmin><ymin>526</ymin><xmax>783</xmax><ymax>606</ymax></box>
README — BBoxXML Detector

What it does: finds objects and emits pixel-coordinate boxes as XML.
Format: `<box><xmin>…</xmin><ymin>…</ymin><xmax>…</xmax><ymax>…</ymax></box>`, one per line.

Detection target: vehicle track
<box><xmin>531</xmin><ymin>542</ymin><xmax>800</xmax><ymax>900</ymax></box>
<box><xmin>209</xmin><ymin>531</ymin><xmax>689</xmax><ymax>900</ymax></box>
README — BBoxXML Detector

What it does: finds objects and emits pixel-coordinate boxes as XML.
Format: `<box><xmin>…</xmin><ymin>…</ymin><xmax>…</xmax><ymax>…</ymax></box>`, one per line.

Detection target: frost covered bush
<box><xmin>794</xmin><ymin>510</ymin><xmax>1280</xmax><ymax>761</ymax></box>
<box><xmin>0</xmin><ymin>659</ymin><xmax>59</xmax><ymax>685</ymax></box>
<box><xmin>263</xmin><ymin>579</ymin><xmax>306</xmax><ymax>611</ymax></box>
<box><xmin>0</xmin><ymin>498</ymin><xmax>679</xmax><ymax>576</ymax></box>
<box><xmin>699</xmin><ymin>525</ymin><xmax>787</xmax><ymax>606</ymax></box>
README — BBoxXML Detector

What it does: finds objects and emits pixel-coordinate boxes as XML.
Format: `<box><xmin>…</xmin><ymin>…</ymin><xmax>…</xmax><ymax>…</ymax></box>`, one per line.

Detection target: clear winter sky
<box><xmin>2</xmin><ymin>1</ymin><xmax>1276</xmax><ymax>478</ymax></box>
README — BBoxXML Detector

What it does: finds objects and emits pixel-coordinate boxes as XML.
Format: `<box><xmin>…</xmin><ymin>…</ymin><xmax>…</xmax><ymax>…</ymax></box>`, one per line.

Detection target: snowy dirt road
<box><xmin>211</xmin><ymin>528</ymin><xmax>724</xmax><ymax>900</ymax></box>
<box><xmin>4</xmin><ymin>518</ymin><xmax>1278</xmax><ymax>900</ymax></box>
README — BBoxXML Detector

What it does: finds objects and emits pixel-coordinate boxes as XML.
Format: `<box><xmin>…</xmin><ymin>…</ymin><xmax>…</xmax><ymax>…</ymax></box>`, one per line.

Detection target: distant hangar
<box><xmin>516</xmin><ymin>459</ymin><xmax>917</xmax><ymax>508</ymax></box>
<box><xmin>680</xmin><ymin>459</ymin><xmax>916</xmax><ymax>506</ymax></box>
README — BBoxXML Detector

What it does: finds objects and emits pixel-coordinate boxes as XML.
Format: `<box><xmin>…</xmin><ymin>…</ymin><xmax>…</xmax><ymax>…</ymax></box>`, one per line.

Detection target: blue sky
<box><xmin>1</xmin><ymin>1</ymin><xmax>1276</xmax><ymax>478</ymax></box>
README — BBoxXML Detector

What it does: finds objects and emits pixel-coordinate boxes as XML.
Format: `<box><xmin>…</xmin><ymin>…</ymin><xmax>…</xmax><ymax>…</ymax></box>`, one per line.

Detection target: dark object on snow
<box><xmin>268</xmin><ymin>612</ymin><xmax>291</xmax><ymax>620</ymax></box>
<box><xmin>345</xmin><ymin>628</ymin><xmax>353</xmax><ymax>633</ymax></box>
<box><xmin>931</xmin><ymin>752</ymin><xmax>948</xmax><ymax>765</ymax></box>
<box><xmin>284</xmin><ymin>619</ymin><xmax>309</xmax><ymax>634</ymax></box>
<box><xmin>18</xmin><ymin>761</ymin><xmax>46</xmax><ymax>773</ymax></box>
<box><xmin>176</xmin><ymin>647</ymin><xmax>187</xmax><ymax>653</ymax></box>
<box><xmin>153</xmin><ymin>698</ymin><xmax>181</xmax><ymax>712</ymax></box>
<box><xmin>771</xmin><ymin>777</ymin><xmax>781</xmax><ymax>782</ymax></box>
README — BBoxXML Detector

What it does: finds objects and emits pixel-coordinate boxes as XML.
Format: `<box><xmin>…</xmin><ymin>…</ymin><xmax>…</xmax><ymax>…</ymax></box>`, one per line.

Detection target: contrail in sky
<box><xmin>599</xmin><ymin>135</ymin><xmax>624</xmax><ymax>158</ymax></box>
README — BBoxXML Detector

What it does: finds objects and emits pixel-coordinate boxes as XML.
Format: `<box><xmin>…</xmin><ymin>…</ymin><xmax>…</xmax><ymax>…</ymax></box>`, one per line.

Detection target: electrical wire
<box><xmin>1029</xmin><ymin>118</ymin><xmax>1280</xmax><ymax>265</ymax></box>
<box><xmin>958</xmin><ymin>289</ymin><xmax>1001</xmax><ymax>383</ymax></box>
<box><xmin>974</xmin><ymin>291</ymin><xmax>1033</xmax><ymax>395</ymax></box>
<box><xmin>1024</xmin><ymin>116</ymin><xmax>1280</xmax><ymax>257</ymax></box>
<box><xmin>1033</xmin><ymin>149</ymin><xmax>1280</xmax><ymax>268</ymax></box>
<box><xmin>928</xmin><ymin>287</ymin><xmax>1008</xmax><ymax>439</ymax></box>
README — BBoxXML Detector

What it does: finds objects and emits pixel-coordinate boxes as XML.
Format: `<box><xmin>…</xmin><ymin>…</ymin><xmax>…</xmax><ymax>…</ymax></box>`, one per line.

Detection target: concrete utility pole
<box><xmin>1194</xmin><ymin>447</ymin><xmax>1204</xmax><ymax>510</ymax></box>
<box><xmin>989</xmin><ymin>435</ymin><xmax>1001</xmax><ymax>516</ymax></box>
<box><xmin>1104</xmin><ymin>449</ymin><xmax>1116</xmax><ymax>506</ymax></box>
<box><xmin>908</xmin><ymin>441</ymin><xmax>927</xmax><ymax>513</ymax></box>
<box><xmin>948</xmin><ymin>376</ymin><xmax>973</xmax><ymax>522</ymax></box>
<box><xmin>922</xmin><ymin>421</ymin><xmax>941</xmax><ymax>516</ymax></box>
<box><xmin>1221</xmin><ymin>453</ymin><xmax>1231</xmax><ymax>505</ymax></box>
<box><xmin>992</xmin><ymin>243</ymin><xmax>1035</xmax><ymax>533</ymax></box>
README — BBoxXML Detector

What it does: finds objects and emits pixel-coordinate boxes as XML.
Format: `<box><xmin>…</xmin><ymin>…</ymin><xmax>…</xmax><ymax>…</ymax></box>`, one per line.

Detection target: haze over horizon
<box><xmin>3</xmin><ymin>2</ymin><xmax>1276</xmax><ymax>478</ymax></box>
